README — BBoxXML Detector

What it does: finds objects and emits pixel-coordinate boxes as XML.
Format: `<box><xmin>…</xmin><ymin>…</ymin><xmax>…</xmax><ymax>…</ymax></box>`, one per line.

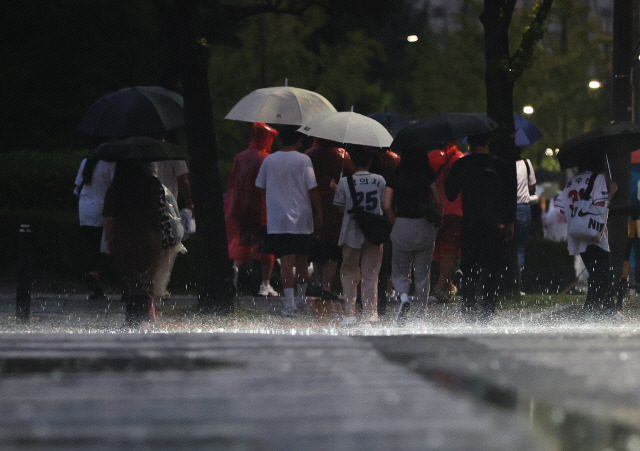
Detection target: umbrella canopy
<box><xmin>225</xmin><ymin>86</ymin><xmax>336</xmax><ymax>126</ymax></box>
<box><xmin>88</xmin><ymin>137</ymin><xmax>190</xmax><ymax>162</ymax></box>
<box><xmin>557</xmin><ymin>122</ymin><xmax>640</xmax><ymax>169</ymax></box>
<box><xmin>367</xmin><ymin>111</ymin><xmax>416</xmax><ymax>138</ymax></box>
<box><xmin>78</xmin><ymin>86</ymin><xmax>184</xmax><ymax>138</ymax></box>
<box><xmin>514</xmin><ymin>114</ymin><xmax>543</xmax><ymax>147</ymax></box>
<box><xmin>298</xmin><ymin>111</ymin><xmax>393</xmax><ymax>148</ymax></box>
<box><xmin>391</xmin><ymin>112</ymin><xmax>499</xmax><ymax>153</ymax></box>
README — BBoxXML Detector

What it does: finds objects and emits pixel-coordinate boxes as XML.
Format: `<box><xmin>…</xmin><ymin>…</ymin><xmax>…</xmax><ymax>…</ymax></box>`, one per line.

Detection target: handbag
<box><xmin>566</xmin><ymin>172</ymin><xmax>608</xmax><ymax>242</ymax></box>
<box><xmin>346</xmin><ymin>174</ymin><xmax>391</xmax><ymax>246</ymax></box>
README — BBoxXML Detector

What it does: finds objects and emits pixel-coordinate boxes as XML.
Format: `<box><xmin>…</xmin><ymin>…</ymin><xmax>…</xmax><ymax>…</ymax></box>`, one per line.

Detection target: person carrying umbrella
<box><xmin>333</xmin><ymin>146</ymin><xmax>387</xmax><ymax>326</ymax></box>
<box><xmin>103</xmin><ymin>161</ymin><xmax>166</xmax><ymax>326</ymax></box>
<box><xmin>304</xmin><ymin>137</ymin><xmax>355</xmax><ymax>301</ymax></box>
<box><xmin>444</xmin><ymin>132</ymin><xmax>516</xmax><ymax>323</ymax></box>
<box><xmin>383</xmin><ymin>147</ymin><xmax>441</xmax><ymax>321</ymax></box>
<box><xmin>554</xmin><ymin>153</ymin><xmax>618</xmax><ymax>315</ymax></box>
<box><xmin>255</xmin><ymin>125</ymin><xmax>323</xmax><ymax>317</ymax></box>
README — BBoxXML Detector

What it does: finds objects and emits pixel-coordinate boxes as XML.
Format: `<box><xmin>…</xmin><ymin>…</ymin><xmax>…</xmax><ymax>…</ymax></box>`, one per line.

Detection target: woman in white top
<box><xmin>333</xmin><ymin>147</ymin><xmax>386</xmax><ymax>325</ymax></box>
<box><xmin>555</xmin><ymin>155</ymin><xmax>617</xmax><ymax>313</ymax></box>
<box><xmin>74</xmin><ymin>157</ymin><xmax>115</xmax><ymax>298</ymax></box>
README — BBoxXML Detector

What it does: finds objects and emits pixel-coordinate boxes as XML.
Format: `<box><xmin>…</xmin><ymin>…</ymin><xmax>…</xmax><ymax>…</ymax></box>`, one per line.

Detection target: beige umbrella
<box><xmin>298</xmin><ymin>110</ymin><xmax>393</xmax><ymax>148</ymax></box>
<box><xmin>225</xmin><ymin>82</ymin><xmax>336</xmax><ymax>126</ymax></box>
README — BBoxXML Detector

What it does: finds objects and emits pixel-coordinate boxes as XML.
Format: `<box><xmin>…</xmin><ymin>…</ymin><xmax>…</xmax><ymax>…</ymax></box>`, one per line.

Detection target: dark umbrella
<box><xmin>77</xmin><ymin>86</ymin><xmax>184</xmax><ymax>138</ymax></box>
<box><xmin>87</xmin><ymin>137</ymin><xmax>190</xmax><ymax>162</ymax></box>
<box><xmin>391</xmin><ymin>112</ymin><xmax>499</xmax><ymax>153</ymax></box>
<box><xmin>557</xmin><ymin>122</ymin><xmax>640</xmax><ymax>170</ymax></box>
<box><xmin>514</xmin><ymin>114</ymin><xmax>543</xmax><ymax>147</ymax></box>
<box><xmin>367</xmin><ymin>111</ymin><xmax>416</xmax><ymax>138</ymax></box>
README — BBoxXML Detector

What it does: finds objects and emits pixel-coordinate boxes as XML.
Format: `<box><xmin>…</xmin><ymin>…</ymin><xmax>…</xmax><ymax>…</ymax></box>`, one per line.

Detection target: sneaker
<box><xmin>397</xmin><ymin>299</ymin><xmax>411</xmax><ymax>322</ymax></box>
<box><xmin>258</xmin><ymin>283</ymin><xmax>278</xmax><ymax>297</ymax></box>
<box><xmin>339</xmin><ymin>315</ymin><xmax>357</xmax><ymax>327</ymax></box>
<box><xmin>280</xmin><ymin>305</ymin><xmax>296</xmax><ymax>317</ymax></box>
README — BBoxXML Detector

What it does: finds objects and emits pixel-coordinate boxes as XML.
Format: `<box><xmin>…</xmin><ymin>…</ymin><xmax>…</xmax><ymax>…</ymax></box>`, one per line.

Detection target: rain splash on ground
<box><xmin>2</xmin><ymin>287</ymin><xmax>640</xmax><ymax>336</ymax></box>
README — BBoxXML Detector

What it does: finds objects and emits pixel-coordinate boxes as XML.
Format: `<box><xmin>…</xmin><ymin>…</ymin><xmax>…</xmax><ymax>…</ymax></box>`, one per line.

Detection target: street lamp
<box><xmin>407</xmin><ymin>35</ymin><xmax>418</xmax><ymax>43</ymax></box>
<box><xmin>589</xmin><ymin>80</ymin><xmax>602</xmax><ymax>89</ymax></box>
<box><xmin>523</xmin><ymin>105</ymin><xmax>534</xmax><ymax>114</ymax></box>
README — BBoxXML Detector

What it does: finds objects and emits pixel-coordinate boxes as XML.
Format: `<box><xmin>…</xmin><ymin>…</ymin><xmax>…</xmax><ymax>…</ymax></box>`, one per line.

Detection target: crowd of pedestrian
<box><xmin>74</xmin><ymin>119</ymin><xmax>620</xmax><ymax>328</ymax></box>
<box><xmin>224</xmin><ymin>121</ymin><xmax>543</xmax><ymax>326</ymax></box>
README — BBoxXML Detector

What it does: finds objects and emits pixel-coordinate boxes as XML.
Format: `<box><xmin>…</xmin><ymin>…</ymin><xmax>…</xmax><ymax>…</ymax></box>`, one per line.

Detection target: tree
<box><xmin>481</xmin><ymin>0</ymin><xmax>554</xmax><ymax>162</ymax></box>
<box><xmin>514</xmin><ymin>0</ymin><xmax>611</xmax><ymax>165</ymax></box>
<box><xmin>479</xmin><ymin>0</ymin><xmax>553</xmax><ymax>293</ymax></box>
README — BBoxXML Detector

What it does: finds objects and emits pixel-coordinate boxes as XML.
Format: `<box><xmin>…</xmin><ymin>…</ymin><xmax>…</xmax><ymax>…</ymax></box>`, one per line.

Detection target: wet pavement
<box><xmin>1</xmin><ymin>288</ymin><xmax>640</xmax><ymax>449</ymax></box>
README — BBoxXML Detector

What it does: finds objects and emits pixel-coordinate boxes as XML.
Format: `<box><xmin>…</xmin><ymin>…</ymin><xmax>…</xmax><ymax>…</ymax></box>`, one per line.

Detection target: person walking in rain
<box><xmin>428</xmin><ymin>141</ymin><xmax>465</xmax><ymax>302</ymax></box>
<box><xmin>514</xmin><ymin>147</ymin><xmax>537</xmax><ymax>293</ymax></box>
<box><xmin>255</xmin><ymin>125</ymin><xmax>323</xmax><ymax>317</ymax></box>
<box><xmin>225</xmin><ymin>122</ymin><xmax>280</xmax><ymax>296</ymax></box>
<box><xmin>555</xmin><ymin>154</ymin><xmax>618</xmax><ymax>315</ymax></box>
<box><xmin>333</xmin><ymin>146</ymin><xmax>386</xmax><ymax>326</ymax></box>
<box><xmin>305</xmin><ymin>137</ymin><xmax>355</xmax><ymax>301</ymax></box>
<box><xmin>103</xmin><ymin>161</ymin><xmax>166</xmax><ymax>326</ymax></box>
<box><xmin>73</xmin><ymin>156</ymin><xmax>115</xmax><ymax>299</ymax></box>
<box><xmin>445</xmin><ymin>132</ymin><xmax>515</xmax><ymax>323</ymax></box>
<box><xmin>383</xmin><ymin>147</ymin><xmax>440</xmax><ymax>320</ymax></box>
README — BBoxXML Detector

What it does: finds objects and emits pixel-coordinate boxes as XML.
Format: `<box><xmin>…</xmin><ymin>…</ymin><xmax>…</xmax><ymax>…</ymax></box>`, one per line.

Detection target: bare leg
<box><xmin>280</xmin><ymin>254</ymin><xmax>295</xmax><ymax>289</ymax></box>
<box><xmin>320</xmin><ymin>260</ymin><xmax>338</xmax><ymax>292</ymax></box>
<box><xmin>259</xmin><ymin>253</ymin><xmax>275</xmax><ymax>284</ymax></box>
<box><xmin>294</xmin><ymin>254</ymin><xmax>308</xmax><ymax>284</ymax></box>
<box><xmin>436</xmin><ymin>253</ymin><xmax>456</xmax><ymax>293</ymax></box>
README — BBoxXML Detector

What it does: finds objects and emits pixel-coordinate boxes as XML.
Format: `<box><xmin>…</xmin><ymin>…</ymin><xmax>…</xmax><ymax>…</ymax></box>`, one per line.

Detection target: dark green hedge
<box><xmin>1</xmin><ymin>150</ymin><xmax>87</xmax><ymax>210</ymax></box>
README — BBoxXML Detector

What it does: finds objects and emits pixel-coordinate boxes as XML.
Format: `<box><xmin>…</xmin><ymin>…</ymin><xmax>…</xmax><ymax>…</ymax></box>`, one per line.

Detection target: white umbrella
<box><xmin>298</xmin><ymin>111</ymin><xmax>394</xmax><ymax>148</ymax></box>
<box><xmin>225</xmin><ymin>85</ymin><xmax>336</xmax><ymax>126</ymax></box>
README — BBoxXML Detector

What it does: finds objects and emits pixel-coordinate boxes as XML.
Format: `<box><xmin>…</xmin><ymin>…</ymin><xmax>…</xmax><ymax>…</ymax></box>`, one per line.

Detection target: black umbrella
<box><xmin>88</xmin><ymin>137</ymin><xmax>190</xmax><ymax>162</ymax></box>
<box><xmin>77</xmin><ymin>86</ymin><xmax>184</xmax><ymax>138</ymax></box>
<box><xmin>557</xmin><ymin>122</ymin><xmax>640</xmax><ymax>170</ymax></box>
<box><xmin>367</xmin><ymin>111</ymin><xmax>417</xmax><ymax>138</ymax></box>
<box><xmin>391</xmin><ymin>112</ymin><xmax>499</xmax><ymax>153</ymax></box>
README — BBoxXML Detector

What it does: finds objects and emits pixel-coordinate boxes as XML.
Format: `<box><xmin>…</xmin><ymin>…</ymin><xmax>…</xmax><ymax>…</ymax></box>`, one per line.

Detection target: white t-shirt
<box><xmin>516</xmin><ymin>159</ymin><xmax>536</xmax><ymax>205</ymax></box>
<box><xmin>74</xmin><ymin>159</ymin><xmax>116</xmax><ymax>227</ymax></box>
<box><xmin>153</xmin><ymin>160</ymin><xmax>188</xmax><ymax>198</ymax></box>
<box><xmin>255</xmin><ymin>150</ymin><xmax>318</xmax><ymax>234</ymax></box>
<box><xmin>555</xmin><ymin>171</ymin><xmax>609</xmax><ymax>255</ymax></box>
<box><xmin>333</xmin><ymin>171</ymin><xmax>386</xmax><ymax>248</ymax></box>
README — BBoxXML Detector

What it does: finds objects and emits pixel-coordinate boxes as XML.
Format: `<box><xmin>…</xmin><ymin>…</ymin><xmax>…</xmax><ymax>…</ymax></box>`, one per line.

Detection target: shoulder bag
<box><xmin>346</xmin><ymin>174</ymin><xmax>391</xmax><ymax>246</ymax></box>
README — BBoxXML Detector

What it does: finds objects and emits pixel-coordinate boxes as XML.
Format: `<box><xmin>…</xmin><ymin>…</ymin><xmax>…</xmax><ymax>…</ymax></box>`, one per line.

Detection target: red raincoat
<box><xmin>428</xmin><ymin>143</ymin><xmax>465</xmax><ymax>216</ymax></box>
<box><xmin>224</xmin><ymin>123</ymin><xmax>278</xmax><ymax>262</ymax></box>
<box><xmin>305</xmin><ymin>138</ymin><xmax>355</xmax><ymax>244</ymax></box>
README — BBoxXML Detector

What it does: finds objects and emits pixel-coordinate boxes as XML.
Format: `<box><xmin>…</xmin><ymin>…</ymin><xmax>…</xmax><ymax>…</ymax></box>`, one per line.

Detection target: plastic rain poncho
<box><xmin>224</xmin><ymin>122</ymin><xmax>279</xmax><ymax>262</ymax></box>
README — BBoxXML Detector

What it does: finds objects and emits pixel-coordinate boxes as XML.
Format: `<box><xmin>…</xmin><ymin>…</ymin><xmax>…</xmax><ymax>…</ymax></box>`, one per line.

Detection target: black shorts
<box><xmin>263</xmin><ymin>233</ymin><xmax>312</xmax><ymax>258</ymax></box>
<box><xmin>308</xmin><ymin>239</ymin><xmax>341</xmax><ymax>263</ymax></box>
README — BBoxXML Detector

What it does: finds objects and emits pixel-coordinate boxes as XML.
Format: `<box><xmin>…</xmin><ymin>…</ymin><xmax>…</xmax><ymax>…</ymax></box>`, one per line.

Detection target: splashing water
<box><xmin>1</xmin><ymin>290</ymin><xmax>639</xmax><ymax>336</ymax></box>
